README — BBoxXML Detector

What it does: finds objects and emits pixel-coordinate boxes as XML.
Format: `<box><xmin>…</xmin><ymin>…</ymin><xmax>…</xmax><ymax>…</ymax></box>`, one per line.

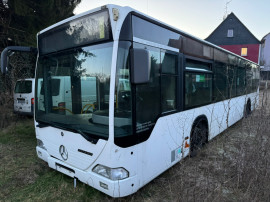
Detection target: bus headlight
<box><xmin>92</xmin><ymin>165</ymin><xmax>129</xmax><ymax>181</ymax></box>
<box><xmin>37</xmin><ymin>139</ymin><xmax>47</xmax><ymax>150</ymax></box>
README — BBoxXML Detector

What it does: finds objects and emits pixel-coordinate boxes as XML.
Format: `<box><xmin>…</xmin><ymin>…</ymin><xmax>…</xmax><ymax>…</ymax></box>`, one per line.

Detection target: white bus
<box><xmin>1</xmin><ymin>4</ymin><xmax>259</xmax><ymax>197</ymax></box>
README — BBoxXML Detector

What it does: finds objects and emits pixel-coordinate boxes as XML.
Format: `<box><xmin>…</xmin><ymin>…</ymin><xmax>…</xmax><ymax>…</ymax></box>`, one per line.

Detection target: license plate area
<box><xmin>17</xmin><ymin>98</ymin><xmax>25</xmax><ymax>104</ymax></box>
<box><xmin>55</xmin><ymin>163</ymin><xmax>75</xmax><ymax>177</ymax></box>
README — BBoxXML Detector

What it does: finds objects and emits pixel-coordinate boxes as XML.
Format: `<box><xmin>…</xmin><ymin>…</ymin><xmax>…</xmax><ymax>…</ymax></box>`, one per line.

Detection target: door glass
<box><xmin>134</xmin><ymin>43</ymin><xmax>161</xmax><ymax>133</ymax></box>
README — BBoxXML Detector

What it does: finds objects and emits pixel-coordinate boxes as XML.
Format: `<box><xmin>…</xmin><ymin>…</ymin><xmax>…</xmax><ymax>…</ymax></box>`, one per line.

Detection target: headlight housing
<box><xmin>37</xmin><ymin>139</ymin><xmax>47</xmax><ymax>150</ymax></box>
<box><xmin>92</xmin><ymin>164</ymin><xmax>129</xmax><ymax>181</ymax></box>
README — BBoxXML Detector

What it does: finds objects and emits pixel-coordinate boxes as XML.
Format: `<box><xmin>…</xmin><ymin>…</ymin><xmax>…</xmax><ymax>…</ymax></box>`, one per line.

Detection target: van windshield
<box><xmin>15</xmin><ymin>80</ymin><xmax>32</xmax><ymax>94</ymax></box>
<box><xmin>35</xmin><ymin>42</ymin><xmax>113</xmax><ymax>140</ymax></box>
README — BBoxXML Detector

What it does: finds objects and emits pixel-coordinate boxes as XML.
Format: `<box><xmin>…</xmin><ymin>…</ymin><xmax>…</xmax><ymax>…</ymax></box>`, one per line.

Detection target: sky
<box><xmin>74</xmin><ymin>0</ymin><xmax>270</xmax><ymax>41</ymax></box>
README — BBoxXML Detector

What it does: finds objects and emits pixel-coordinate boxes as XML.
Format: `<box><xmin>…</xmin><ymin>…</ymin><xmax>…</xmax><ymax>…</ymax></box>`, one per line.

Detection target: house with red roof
<box><xmin>205</xmin><ymin>13</ymin><xmax>260</xmax><ymax>64</ymax></box>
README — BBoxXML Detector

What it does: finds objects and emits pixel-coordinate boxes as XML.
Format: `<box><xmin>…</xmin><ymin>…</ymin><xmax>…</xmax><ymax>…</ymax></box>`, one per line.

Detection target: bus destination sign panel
<box><xmin>38</xmin><ymin>10</ymin><xmax>112</xmax><ymax>55</ymax></box>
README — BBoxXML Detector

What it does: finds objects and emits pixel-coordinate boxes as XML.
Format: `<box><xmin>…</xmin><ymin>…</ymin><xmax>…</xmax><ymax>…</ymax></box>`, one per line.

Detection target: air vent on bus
<box><xmin>78</xmin><ymin>149</ymin><xmax>93</xmax><ymax>156</ymax></box>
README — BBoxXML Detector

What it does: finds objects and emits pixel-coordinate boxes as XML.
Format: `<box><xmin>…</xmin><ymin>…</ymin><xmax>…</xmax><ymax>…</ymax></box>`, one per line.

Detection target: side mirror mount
<box><xmin>1</xmin><ymin>46</ymin><xmax>37</xmax><ymax>75</ymax></box>
<box><xmin>1</xmin><ymin>48</ymin><xmax>9</xmax><ymax>74</ymax></box>
<box><xmin>130</xmin><ymin>48</ymin><xmax>151</xmax><ymax>84</ymax></box>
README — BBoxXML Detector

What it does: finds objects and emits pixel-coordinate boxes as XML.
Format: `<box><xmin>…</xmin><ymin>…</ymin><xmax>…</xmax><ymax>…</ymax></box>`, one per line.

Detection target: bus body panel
<box><xmin>36</xmin><ymin>130</ymin><xmax>139</xmax><ymax>197</ymax></box>
<box><xmin>137</xmin><ymin>91</ymin><xmax>258</xmax><ymax>187</ymax></box>
<box><xmin>36</xmin><ymin>126</ymin><xmax>108</xmax><ymax>170</ymax></box>
<box><xmin>14</xmin><ymin>78</ymin><xmax>35</xmax><ymax>116</ymax></box>
<box><xmin>35</xmin><ymin>90</ymin><xmax>258</xmax><ymax>197</ymax></box>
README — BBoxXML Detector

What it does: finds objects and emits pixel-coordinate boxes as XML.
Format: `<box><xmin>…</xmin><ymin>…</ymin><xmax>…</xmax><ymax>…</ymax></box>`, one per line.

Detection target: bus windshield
<box><xmin>35</xmin><ymin>42</ymin><xmax>113</xmax><ymax>140</ymax></box>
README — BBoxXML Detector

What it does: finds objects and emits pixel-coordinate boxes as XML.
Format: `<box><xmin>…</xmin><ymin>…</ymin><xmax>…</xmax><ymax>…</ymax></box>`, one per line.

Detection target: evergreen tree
<box><xmin>0</xmin><ymin>0</ymin><xmax>81</xmax><ymax>49</ymax></box>
<box><xmin>0</xmin><ymin>0</ymin><xmax>81</xmax><ymax>94</ymax></box>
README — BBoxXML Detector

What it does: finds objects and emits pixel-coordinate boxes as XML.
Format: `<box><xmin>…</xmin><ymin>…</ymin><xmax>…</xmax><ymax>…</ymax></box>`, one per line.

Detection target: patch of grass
<box><xmin>8</xmin><ymin>170</ymin><xmax>108</xmax><ymax>201</ymax></box>
<box><xmin>0</xmin><ymin>131</ymin><xmax>14</xmax><ymax>144</ymax></box>
<box><xmin>0</xmin><ymin>118</ymin><xmax>35</xmax><ymax>145</ymax></box>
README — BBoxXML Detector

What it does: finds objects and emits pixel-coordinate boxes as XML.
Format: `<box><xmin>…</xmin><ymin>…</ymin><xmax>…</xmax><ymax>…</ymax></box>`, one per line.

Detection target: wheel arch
<box><xmin>190</xmin><ymin>115</ymin><xmax>209</xmax><ymax>142</ymax></box>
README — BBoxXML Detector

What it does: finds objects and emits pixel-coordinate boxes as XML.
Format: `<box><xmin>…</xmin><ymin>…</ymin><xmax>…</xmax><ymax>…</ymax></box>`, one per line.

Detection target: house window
<box><xmin>227</xmin><ymin>29</ymin><xmax>234</xmax><ymax>37</ymax></box>
<box><xmin>241</xmin><ymin>48</ymin><xmax>248</xmax><ymax>56</ymax></box>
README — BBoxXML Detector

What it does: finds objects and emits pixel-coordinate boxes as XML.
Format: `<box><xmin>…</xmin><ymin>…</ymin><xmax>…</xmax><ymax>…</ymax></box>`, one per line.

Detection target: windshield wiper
<box><xmin>75</xmin><ymin>128</ymin><xmax>98</xmax><ymax>144</ymax></box>
<box><xmin>36</xmin><ymin>120</ymin><xmax>98</xmax><ymax>144</ymax></box>
<box><xmin>36</xmin><ymin>121</ymin><xmax>49</xmax><ymax>128</ymax></box>
<box><xmin>36</xmin><ymin>120</ymin><xmax>64</xmax><ymax>129</ymax></box>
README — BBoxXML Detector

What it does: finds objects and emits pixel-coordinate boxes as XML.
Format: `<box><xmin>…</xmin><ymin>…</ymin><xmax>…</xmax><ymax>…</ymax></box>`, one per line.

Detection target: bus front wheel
<box><xmin>190</xmin><ymin>120</ymin><xmax>208</xmax><ymax>157</ymax></box>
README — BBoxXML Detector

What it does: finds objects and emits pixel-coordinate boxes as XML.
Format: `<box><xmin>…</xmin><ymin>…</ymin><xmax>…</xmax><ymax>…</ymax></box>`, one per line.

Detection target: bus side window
<box><xmin>185</xmin><ymin>59</ymin><xmax>212</xmax><ymax>109</ymax></box>
<box><xmin>213</xmin><ymin>62</ymin><xmax>227</xmax><ymax>101</ymax></box>
<box><xmin>185</xmin><ymin>73</ymin><xmax>212</xmax><ymax>108</ymax></box>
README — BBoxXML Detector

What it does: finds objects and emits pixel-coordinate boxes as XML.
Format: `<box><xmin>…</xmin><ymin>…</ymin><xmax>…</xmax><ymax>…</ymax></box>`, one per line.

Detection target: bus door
<box><xmin>133</xmin><ymin>43</ymin><xmax>183</xmax><ymax>183</ymax></box>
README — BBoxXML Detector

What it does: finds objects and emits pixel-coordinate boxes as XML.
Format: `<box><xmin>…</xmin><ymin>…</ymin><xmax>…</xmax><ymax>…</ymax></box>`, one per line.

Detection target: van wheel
<box><xmin>190</xmin><ymin>121</ymin><xmax>208</xmax><ymax>157</ymax></box>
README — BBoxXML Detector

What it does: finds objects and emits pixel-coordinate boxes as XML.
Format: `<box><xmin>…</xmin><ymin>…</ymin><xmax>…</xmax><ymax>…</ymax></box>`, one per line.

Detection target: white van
<box><xmin>37</xmin><ymin>76</ymin><xmax>97</xmax><ymax>114</ymax></box>
<box><xmin>14</xmin><ymin>78</ymin><xmax>35</xmax><ymax>116</ymax></box>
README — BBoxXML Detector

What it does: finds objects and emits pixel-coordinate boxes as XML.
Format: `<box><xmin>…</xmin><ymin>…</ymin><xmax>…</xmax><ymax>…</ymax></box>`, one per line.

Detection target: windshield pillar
<box><xmin>113</xmin><ymin>41</ymin><xmax>133</xmax><ymax>147</ymax></box>
<box><xmin>108</xmin><ymin>41</ymin><xmax>119</xmax><ymax>142</ymax></box>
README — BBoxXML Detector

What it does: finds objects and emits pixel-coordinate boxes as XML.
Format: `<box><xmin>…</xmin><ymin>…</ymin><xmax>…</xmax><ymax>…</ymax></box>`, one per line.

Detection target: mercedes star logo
<box><xmin>59</xmin><ymin>145</ymin><xmax>68</xmax><ymax>161</ymax></box>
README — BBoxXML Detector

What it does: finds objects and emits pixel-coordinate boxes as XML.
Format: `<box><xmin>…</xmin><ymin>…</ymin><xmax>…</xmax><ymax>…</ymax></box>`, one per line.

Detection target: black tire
<box><xmin>245</xmin><ymin>100</ymin><xmax>251</xmax><ymax>117</ymax></box>
<box><xmin>190</xmin><ymin>121</ymin><xmax>208</xmax><ymax>157</ymax></box>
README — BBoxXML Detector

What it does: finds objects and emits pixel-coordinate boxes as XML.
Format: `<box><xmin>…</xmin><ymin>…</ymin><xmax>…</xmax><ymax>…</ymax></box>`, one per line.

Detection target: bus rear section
<box><xmin>14</xmin><ymin>78</ymin><xmax>35</xmax><ymax>116</ymax></box>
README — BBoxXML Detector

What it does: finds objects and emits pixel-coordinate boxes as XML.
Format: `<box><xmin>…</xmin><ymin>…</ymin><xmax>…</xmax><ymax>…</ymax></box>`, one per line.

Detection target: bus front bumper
<box><xmin>36</xmin><ymin>146</ymin><xmax>138</xmax><ymax>197</ymax></box>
